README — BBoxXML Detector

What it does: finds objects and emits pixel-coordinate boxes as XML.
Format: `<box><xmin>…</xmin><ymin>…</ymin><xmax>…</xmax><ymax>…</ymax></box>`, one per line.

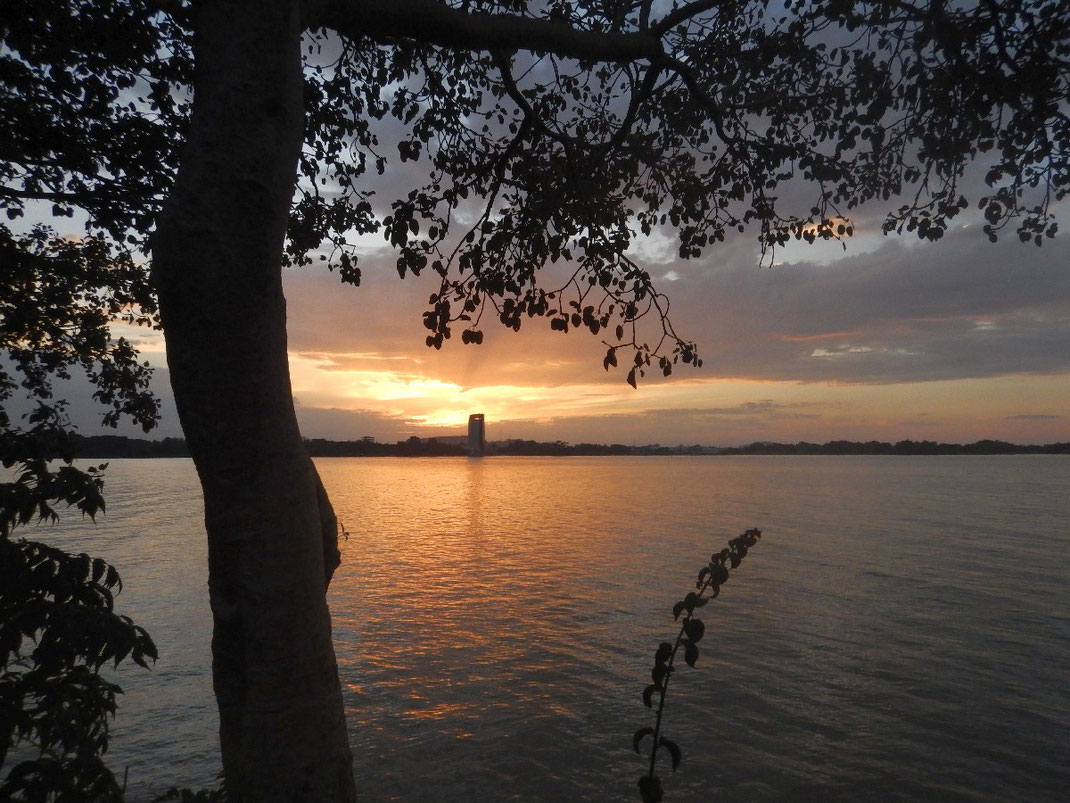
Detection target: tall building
<box><xmin>467</xmin><ymin>413</ymin><xmax>486</xmax><ymax>456</ymax></box>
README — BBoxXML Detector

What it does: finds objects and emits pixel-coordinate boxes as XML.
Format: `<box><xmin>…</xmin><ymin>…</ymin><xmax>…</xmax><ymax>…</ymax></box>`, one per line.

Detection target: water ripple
<box><xmin>27</xmin><ymin>455</ymin><xmax>1070</xmax><ymax>801</ymax></box>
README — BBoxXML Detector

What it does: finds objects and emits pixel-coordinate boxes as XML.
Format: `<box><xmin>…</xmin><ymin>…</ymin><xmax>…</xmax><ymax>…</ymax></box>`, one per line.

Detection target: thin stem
<box><xmin>646</xmin><ymin>572</ymin><xmax>714</xmax><ymax>778</ymax></box>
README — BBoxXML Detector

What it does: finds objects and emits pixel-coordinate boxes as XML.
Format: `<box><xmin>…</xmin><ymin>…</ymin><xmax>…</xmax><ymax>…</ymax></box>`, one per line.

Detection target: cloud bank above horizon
<box><xmin>60</xmin><ymin>215</ymin><xmax>1067</xmax><ymax>447</ymax></box>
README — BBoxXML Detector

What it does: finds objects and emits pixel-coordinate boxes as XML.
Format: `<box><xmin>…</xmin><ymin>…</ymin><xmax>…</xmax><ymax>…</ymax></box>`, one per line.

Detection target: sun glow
<box><xmin>284</xmin><ymin>343</ymin><xmax>1070</xmax><ymax>446</ymax></box>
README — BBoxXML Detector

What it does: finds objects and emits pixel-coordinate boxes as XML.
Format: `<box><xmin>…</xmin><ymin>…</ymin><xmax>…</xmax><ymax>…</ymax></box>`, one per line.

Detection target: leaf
<box><xmin>642</xmin><ymin>683</ymin><xmax>659</xmax><ymax>708</ymax></box>
<box><xmin>655</xmin><ymin>642</ymin><xmax>673</xmax><ymax>664</ymax></box>
<box><xmin>633</xmin><ymin>726</ymin><xmax>655</xmax><ymax>754</ymax></box>
<box><xmin>682</xmin><ymin>639</ymin><xmax>699</xmax><ymax>667</ymax></box>
<box><xmin>675</xmin><ymin>591</ymin><xmax>699</xmax><ymax>619</ymax></box>
<box><xmin>637</xmin><ymin>775</ymin><xmax>664</xmax><ymax>803</ymax></box>
<box><xmin>685</xmin><ymin>618</ymin><xmax>705</xmax><ymax>643</ymax></box>
<box><xmin>651</xmin><ymin>663</ymin><xmax>667</xmax><ymax>684</ymax></box>
<box><xmin>696</xmin><ymin>565</ymin><xmax>711</xmax><ymax>587</ymax></box>
<box><xmin>105</xmin><ymin>565</ymin><xmax>121</xmax><ymax>591</ymax></box>
<box><xmin>659</xmin><ymin>736</ymin><xmax>682</xmax><ymax>771</ymax></box>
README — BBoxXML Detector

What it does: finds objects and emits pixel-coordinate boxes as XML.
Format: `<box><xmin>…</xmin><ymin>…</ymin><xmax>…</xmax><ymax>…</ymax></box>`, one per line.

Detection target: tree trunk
<box><xmin>151</xmin><ymin>1</ymin><xmax>354</xmax><ymax>799</ymax></box>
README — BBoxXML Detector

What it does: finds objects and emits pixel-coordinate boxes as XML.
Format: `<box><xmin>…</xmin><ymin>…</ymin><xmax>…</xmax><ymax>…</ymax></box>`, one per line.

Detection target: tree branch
<box><xmin>320</xmin><ymin>0</ymin><xmax>663</xmax><ymax>61</ymax></box>
<box><xmin>650</xmin><ymin>0</ymin><xmax>728</xmax><ymax>36</ymax></box>
<box><xmin>0</xmin><ymin>187</ymin><xmax>95</xmax><ymax>204</ymax></box>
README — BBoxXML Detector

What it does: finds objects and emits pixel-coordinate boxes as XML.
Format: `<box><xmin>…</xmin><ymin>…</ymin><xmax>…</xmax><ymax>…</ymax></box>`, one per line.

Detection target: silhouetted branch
<box><xmin>634</xmin><ymin>528</ymin><xmax>762</xmax><ymax>802</ymax></box>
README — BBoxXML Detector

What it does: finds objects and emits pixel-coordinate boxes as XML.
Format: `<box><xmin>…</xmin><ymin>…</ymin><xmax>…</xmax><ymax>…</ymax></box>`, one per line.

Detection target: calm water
<box><xmin>19</xmin><ymin>456</ymin><xmax>1070</xmax><ymax>801</ymax></box>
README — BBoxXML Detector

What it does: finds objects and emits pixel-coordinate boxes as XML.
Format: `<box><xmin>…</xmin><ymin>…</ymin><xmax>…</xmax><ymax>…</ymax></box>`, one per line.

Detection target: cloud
<box><xmin>264</xmin><ymin>222</ymin><xmax>1070</xmax><ymax>444</ymax></box>
<box><xmin>282</xmin><ymin>219</ymin><xmax>1070</xmax><ymax>390</ymax></box>
<box><xmin>292</xmin><ymin>404</ymin><xmax>418</xmax><ymax>441</ymax></box>
<box><xmin>656</xmin><ymin>226</ymin><xmax>1070</xmax><ymax>383</ymax></box>
<box><xmin>19</xmin><ymin>196</ymin><xmax>1066</xmax><ymax>445</ymax></box>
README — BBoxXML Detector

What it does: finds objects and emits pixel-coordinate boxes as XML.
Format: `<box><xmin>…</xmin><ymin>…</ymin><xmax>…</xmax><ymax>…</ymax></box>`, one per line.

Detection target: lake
<box><xmin>18</xmin><ymin>456</ymin><xmax>1070</xmax><ymax>801</ymax></box>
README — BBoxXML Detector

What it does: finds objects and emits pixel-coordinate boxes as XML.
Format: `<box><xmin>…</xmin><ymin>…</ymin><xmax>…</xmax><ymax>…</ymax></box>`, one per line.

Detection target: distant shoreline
<box><xmin>69</xmin><ymin>434</ymin><xmax>1070</xmax><ymax>459</ymax></box>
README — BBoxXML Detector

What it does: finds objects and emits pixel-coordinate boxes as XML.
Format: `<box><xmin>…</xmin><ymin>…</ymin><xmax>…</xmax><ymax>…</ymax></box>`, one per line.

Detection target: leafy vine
<box><xmin>633</xmin><ymin>528</ymin><xmax>762</xmax><ymax>802</ymax></box>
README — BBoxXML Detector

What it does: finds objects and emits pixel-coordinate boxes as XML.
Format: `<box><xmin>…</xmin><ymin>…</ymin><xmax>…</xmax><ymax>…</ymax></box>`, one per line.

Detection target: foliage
<box><xmin>634</xmin><ymin>528</ymin><xmax>761</xmax><ymax>802</ymax></box>
<box><xmin>0</xmin><ymin>534</ymin><xmax>158</xmax><ymax>801</ymax></box>
<box><xmin>301</xmin><ymin>0</ymin><xmax>1068</xmax><ymax>384</ymax></box>
<box><xmin>4</xmin><ymin>1</ymin><xmax>1068</xmax><ymax>385</ymax></box>
<box><xmin>0</xmin><ymin>0</ymin><xmax>191</xmax><ymax>245</ymax></box>
<box><xmin>0</xmin><ymin>333</ymin><xmax>160</xmax><ymax>800</ymax></box>
<box><xmin>0</xmin><ymin>334</ymin><xmax>159</xmax><ymax>801</ymax></box>
<box><xmin>0</xmin><ymin>161</ymin><xmax>162</xmax><ymax>803</ymax></box>
<box><xmin>0</xmin><ymin>224</ymin><xmax>159</xmax><ymax>433</ymax></box>
<box><xmin>2</xmin><ymin>20</ymin><xmax>166</xmax><ymax>795</ymax></box>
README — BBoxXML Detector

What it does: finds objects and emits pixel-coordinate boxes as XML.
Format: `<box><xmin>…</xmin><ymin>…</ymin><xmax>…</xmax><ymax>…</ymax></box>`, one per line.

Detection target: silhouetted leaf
<box><xmin>682</xmin><ymin>639</ymin><xmax>699</xmax><ymax>667</ymax></box>
<box><xmin>642</xmin><ymin>683</ymin><xmax>659</xmax><ymax>708</ymax></box>
<box><xmin>659</xmin><ymin>737</ymin><xmax>682</xmax><ymax>771</ymax></box>
<box><xmin>651</xmin><ymin>663</ymin><xmax>667</xmax><ymax>684</ymax></box>
<box><xmin>678</xmin><ymin>591</ymin><xmax>701</xmax><ymax>617</ymax></box>
<box><xmin>637</xmin><ymin>774</ymin><xmax>663</xmax><ymax>803</ymax></box>
<box><xmin>633</xmin><ymin>726</ymin><xmax>655</xmax><ymax>754</ymax></box>
<box><xmin>655</xmin><ymin>642</ymin><xmax>672</xmax><ymax>664</ymax></box>
<box><xmin>696</xmin><ymin>565</ymin><xmax>711</xmax><ymax>587</ymax></box>
<box><xmin>685</xmin><ymin>618</ymin><xmax>705</xmax><ymax>643</ymax></box>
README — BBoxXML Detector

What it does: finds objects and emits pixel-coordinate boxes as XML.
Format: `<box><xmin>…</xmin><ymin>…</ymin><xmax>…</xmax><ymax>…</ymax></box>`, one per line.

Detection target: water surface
<box><xmin>25</xmin><ymin>456</ymin><xmax>1070</xmax><ymax>800</ymax></box>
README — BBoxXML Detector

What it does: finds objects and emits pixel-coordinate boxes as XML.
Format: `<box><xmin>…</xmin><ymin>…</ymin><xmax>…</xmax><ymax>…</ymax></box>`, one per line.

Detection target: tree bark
<box><xmin>151</xmin><ymin>1</ymin><xmax>355</xmax><ymax>799</ymax></box>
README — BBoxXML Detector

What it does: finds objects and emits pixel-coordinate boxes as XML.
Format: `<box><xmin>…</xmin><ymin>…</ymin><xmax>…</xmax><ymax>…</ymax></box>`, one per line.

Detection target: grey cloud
<box><xmin>2</xmin><ymin>360</ymin><xmax>183</xmax><ymax>438</ymax></box>
<box><xmin>661</xmin><ymin>227</ymin><xmax>1070</xmax><ymax>383</ymax></box>
<box><xmin>280</xmin><ymin>222</ymin><xmax>1070</xmax><ymax>389</ymax></box>
<box><xmin>653</xmin><ymin>401</ymin><xmax>821</xmax><ymax>419</ymax></box>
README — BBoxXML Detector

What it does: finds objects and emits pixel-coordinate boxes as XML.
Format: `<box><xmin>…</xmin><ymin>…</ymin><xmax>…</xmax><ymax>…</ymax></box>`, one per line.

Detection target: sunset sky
<box><xmin>11</xmin><ymin>23</ymin><xmax>1067</xmax><ymax>449</ymax></box>
<box><xmin>90</xmin><ymin>199</ymin><xmax>1069</xmax><ymax>447</ymax></box>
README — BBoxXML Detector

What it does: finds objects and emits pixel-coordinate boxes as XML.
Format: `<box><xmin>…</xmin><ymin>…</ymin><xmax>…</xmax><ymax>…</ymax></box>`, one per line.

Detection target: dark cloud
<box><xmin>660</xmin><ymin>226</ymin><xmax>1070</xmax><ymax>383</ymax></box>
<box><xmin>1</xmin><ymin>361</ymin><xmax>183</xmax><ymax>438</ymax></box>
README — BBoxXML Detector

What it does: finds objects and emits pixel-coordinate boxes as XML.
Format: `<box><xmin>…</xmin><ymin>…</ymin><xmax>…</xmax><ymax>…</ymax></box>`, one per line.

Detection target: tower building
<box><xmin>467</xmin><ymin>413</ymin><xmax>486</xmax><ymax>456</ymax></box>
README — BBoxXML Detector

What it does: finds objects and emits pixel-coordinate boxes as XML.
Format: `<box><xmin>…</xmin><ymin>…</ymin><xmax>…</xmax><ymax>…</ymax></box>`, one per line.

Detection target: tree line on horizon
<box><xmin>66</xmin><ymin>433</ymin><xmax>1070</xmax><ymax>458</ymax></box>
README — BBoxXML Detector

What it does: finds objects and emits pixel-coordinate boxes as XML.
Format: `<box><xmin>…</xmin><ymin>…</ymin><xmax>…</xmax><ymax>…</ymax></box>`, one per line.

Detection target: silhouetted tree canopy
<box><xmin>3</xmin><ymin>1</ymin><xmax>1067</xmax><ymax>387</ymax></box>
